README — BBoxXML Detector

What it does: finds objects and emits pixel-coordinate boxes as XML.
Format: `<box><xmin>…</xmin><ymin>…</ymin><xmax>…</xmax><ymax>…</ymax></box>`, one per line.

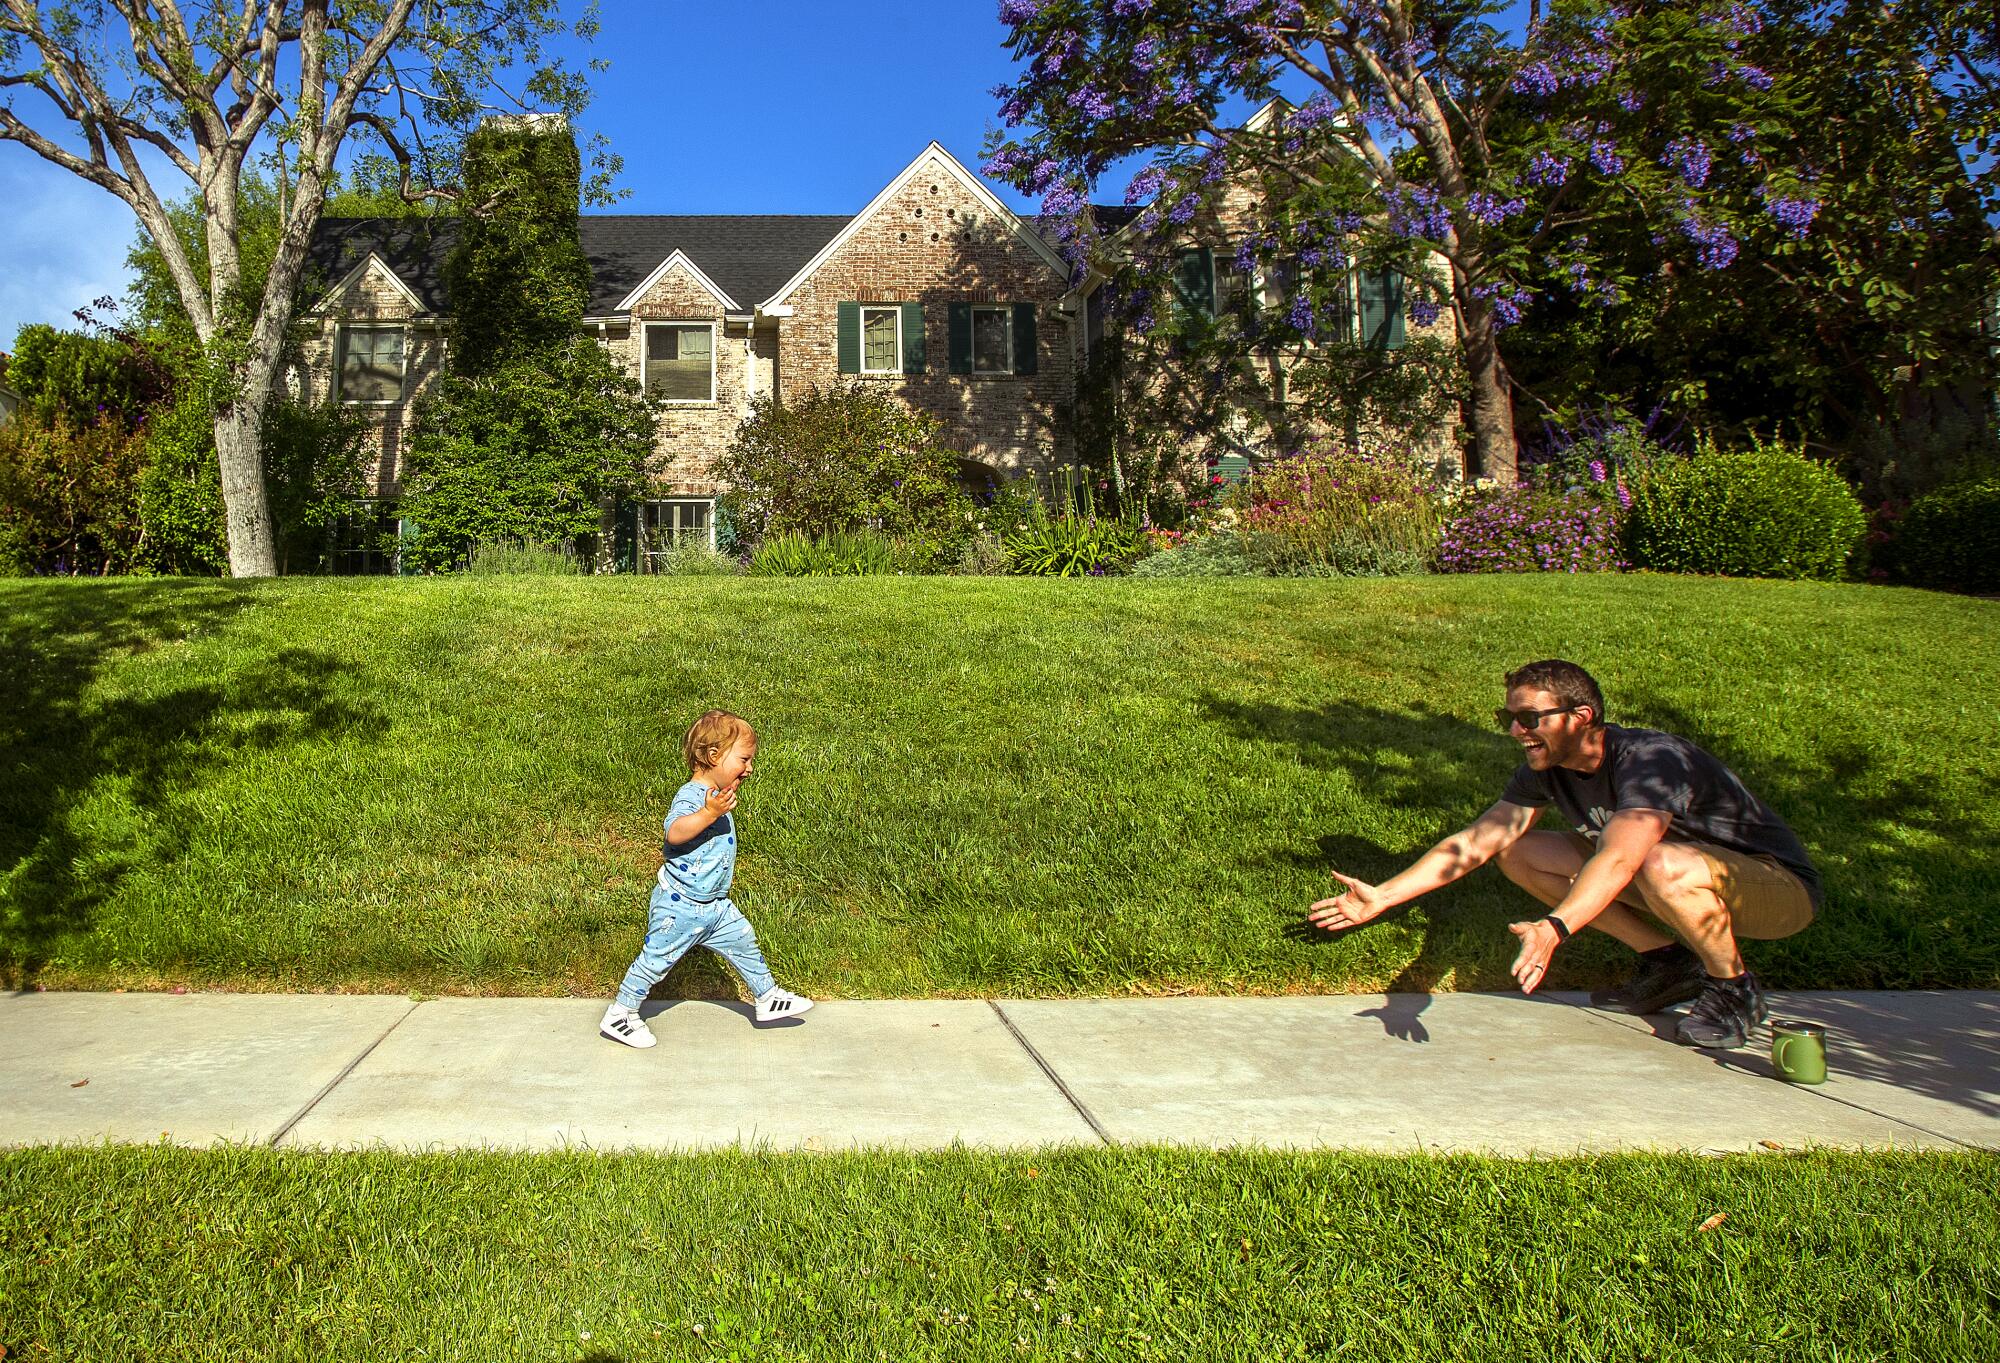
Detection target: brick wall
<box><xmin>298</xmin><ymin>258</ymin><xmax>444</xmax><ymax>498</ymax></box>
<box><xmin>605</xmin><ymin>262</ymin><xmax>760</xmax><ymax>497</ymax></box>
<box><xmin>778</xmin><ymin>149</ymin><xmax>1076</xmax><ymax>479</ymax></box>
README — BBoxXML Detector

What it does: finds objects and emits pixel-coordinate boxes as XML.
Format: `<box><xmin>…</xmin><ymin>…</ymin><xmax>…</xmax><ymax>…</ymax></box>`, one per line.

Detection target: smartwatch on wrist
<box><xmin>1546</xmin><ymin>916</ymin><xmax>1572</xmax><ymax>944</ymax></box>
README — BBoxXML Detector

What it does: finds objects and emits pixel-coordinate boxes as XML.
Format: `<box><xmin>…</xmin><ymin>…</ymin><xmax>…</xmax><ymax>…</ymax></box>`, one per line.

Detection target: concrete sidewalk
<box><xmin>2</xmin><ymin>989</ymin><xmax>1995</xmax><ymax>1156</ymax></box>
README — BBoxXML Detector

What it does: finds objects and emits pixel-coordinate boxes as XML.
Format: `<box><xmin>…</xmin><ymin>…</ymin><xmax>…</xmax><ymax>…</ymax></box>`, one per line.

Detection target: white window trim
<box><xmin>970</xmin><ymin>303</ymin><xmax>1015</xmax><ymax>375</ymax></box>
<box><xmin>644</xmin><ymin>321</ymin><xmax>718</xmax><ymax>405</ymax></box>
<box><xmin>641</xmin><ymin>497</ymin><xmax>718</xmax><ymax>555</ymax></box>
<box><xmin>859</xmin><ymin>304</ymin><xmax>904</xmax><ymax>376</ymax></box>
<box><xmin>337</xmin><ymin>323</ymin><xmax>409</xmax><ymax>406</ymax></box>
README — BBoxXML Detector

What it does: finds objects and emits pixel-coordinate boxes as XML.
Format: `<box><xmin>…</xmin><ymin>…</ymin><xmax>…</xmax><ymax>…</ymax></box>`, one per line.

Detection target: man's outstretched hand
<box><xmin>1507</xmin><ymin>919</ymin><xmax>1559</xmax><ymax>994</ymax></box>
<box><xmin>1308</xmin><ymin>871</ymin><xmax>1392</xmax><ymax>931</ymax></box>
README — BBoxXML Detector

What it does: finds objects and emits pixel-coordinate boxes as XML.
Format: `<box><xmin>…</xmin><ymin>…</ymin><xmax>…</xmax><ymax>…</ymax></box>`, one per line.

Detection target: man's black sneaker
<box><xmin>1673</xmin><ymin>971</ymin><xmax>1768</xmax><ymax>1050</ymax></box>
<box><xmin>1589</xmin><ymin>944</ymin><xmax>1708</xmax><ymax>1015</ymax></box>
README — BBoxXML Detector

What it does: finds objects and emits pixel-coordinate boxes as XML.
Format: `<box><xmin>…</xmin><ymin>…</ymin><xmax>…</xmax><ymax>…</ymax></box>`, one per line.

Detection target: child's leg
<box><xmin>613</xmin><ymin>885</ymin><xmax>704</xmax><ymax>1010</ymax></box>
<box><xmin>697</xmin><ymin>899</ymin><xmax>777</xmax><ymax>1000</ymax></box>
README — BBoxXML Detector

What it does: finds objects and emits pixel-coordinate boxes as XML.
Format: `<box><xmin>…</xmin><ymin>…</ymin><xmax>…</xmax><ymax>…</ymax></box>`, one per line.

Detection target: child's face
<box><xmin>705</xmin><ymin>733</ymin><xmax>757</xmax><ymax>791</ymax></box>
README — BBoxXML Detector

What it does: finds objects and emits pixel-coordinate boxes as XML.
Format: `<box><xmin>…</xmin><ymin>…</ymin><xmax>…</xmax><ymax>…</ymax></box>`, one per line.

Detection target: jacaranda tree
<box><xmin>983</xmin><ymin>1</ymin><xmax>1826</xmax><ymax>482</ymax></box>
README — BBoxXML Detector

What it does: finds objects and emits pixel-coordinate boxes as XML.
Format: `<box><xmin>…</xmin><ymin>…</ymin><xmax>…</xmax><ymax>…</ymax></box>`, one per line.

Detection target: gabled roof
<box><xmin>760</xmin><ymin>143</ymin><xmax>1071</xmax><ymax>309</ymax></box>
<box><xmin>305</xmin><ymin>217</ymin><xmax>457</xmax><ymax>313</ymax></box>
<box><xmin>579</xmin><ymin>216</ymin><xmax>848</xmax><ymax>315</ymax></box>
<box><xmin>305</xmin><ymin>214</ymin><xmax>852</xmax><ymax>318</ymax></box>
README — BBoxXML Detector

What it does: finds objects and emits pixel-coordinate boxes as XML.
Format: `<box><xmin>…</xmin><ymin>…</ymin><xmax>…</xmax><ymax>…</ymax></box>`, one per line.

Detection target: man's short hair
<box><xmin>1504</xmin><ymin>660</ymin><xmax>1606</xmax><ymax>727</ymax></box>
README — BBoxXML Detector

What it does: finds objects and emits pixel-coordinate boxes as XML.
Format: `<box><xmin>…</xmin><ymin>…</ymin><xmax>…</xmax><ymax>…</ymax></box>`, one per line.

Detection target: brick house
<box><xmin>1082</xmin><ymin>99</ymin><xmax>1461</xmax><ymax>483</ymax></box>
<box><xmin>300</xmin><ymin>142</ymin><xmax>1081</xmax><ymax>564</ymax></box>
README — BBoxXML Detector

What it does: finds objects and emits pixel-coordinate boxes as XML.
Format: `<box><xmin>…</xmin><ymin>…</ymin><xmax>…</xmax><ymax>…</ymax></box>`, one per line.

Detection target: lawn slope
<box><xmin>3</xmin><ymin>575</ymin><xmax>1994</xmax><ymax>996</ymax></box>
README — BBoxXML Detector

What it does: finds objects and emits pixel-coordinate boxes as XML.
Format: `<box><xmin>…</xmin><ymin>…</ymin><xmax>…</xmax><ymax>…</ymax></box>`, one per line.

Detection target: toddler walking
<box><xmin>599</xmin><ymin>710</ymin><xmax>812</xmax><ymax>1047</ymax></box>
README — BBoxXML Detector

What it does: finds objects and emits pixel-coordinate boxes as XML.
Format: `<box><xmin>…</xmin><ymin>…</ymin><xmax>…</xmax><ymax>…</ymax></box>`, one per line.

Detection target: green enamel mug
<box><xmin>1771</xmin><ymin>1021</ymin><xmax>1828</xmax><ymax>1085</ymax></box>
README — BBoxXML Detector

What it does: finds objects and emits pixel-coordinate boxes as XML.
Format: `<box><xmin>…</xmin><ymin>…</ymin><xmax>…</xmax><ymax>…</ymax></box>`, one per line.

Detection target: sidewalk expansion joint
<box><xmin>268</xmin><ymin>1000</ymin><xmax>420</xmax><ymax>1149</ymax></box>
<box><xmin>987</xmin><ymin>999</ymin><xmax>1112</xmax><ymax>1146</ymax></box>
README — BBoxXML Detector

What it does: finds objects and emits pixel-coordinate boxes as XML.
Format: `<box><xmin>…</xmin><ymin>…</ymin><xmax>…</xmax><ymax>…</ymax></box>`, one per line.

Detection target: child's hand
<box><xmin>704</xmin><ymin>784</ymin><xmax>738</xmax><ymax>816</ymax></box>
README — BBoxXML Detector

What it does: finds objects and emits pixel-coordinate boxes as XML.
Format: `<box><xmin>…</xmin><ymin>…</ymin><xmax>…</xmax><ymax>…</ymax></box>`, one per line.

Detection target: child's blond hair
<box><xmin>683</xmin><ymin>710</ymin><xmax>753</xmax><ymax>773</ymax></box>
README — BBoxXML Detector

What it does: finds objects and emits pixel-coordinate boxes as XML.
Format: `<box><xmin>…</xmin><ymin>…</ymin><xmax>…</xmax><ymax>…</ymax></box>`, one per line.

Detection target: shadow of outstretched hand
<box><xmin>1356</xmin><ymin>995</ymin><xmax>1432</xmax><ymax>1043</ymax></box>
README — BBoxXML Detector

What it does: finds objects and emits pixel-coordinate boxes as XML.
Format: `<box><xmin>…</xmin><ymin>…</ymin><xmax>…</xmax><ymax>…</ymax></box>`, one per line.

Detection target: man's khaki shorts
<box><xmin>1560</xmin><ymin>830</ymin><xmax>1816</xmax><ymax>940</ymax></box>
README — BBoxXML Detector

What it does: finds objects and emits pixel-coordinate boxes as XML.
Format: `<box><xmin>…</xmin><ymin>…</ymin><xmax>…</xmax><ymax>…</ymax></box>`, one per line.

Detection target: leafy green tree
<box><xmin>720</xmin><ymin>385</ymin><xmax>977</xmax><ymax>570</ymax></box>
<box><xmin>1</xmin><ymin>1</ymin><xmax>615</xmax><ymax>576</ymax></box>
<box><xmin>984</xmin><ymin>0</ymin><xmax>1812</xmax><ymax>482</ymax></box>
<box><xmin>1498</xmin><ymin>1</ymin><xmax>1995</xmax><ymax>495</ymax></box>
<box><xmin>5</xmin><ymin>324</ymin><xmax>169</xmax><ymax>431</ymax></box>
<box><xmin>398</xmin><ymin>118</ymin><xmax>654</xmax><ymax>570</ymax></box>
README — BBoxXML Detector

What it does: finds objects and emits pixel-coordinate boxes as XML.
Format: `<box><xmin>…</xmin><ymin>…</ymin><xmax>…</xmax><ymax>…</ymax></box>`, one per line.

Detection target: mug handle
<box><xmin>1773</xmin><ymin>1034</ymin><xmax>1796</xmax><ymax>1072</ymax></box>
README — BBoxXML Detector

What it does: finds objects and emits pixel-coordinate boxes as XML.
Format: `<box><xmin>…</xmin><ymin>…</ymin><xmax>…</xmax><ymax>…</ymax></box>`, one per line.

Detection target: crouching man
<box><xmin>1307</xmin><ymin>659</ymin><xmax>1819</xmax><ymax>1049</ymax></box>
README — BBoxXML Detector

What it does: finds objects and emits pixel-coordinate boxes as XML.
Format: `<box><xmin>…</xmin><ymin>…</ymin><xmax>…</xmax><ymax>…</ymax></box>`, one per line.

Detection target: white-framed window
<box><xmin>860</xmin><ymin>306</ymin><xmax>902</xmax><ymax>374</ymax></box>
<box><xmin>641</xmin><ymin>497</ymin><xmax>714</xmax><ymax>553</ymax></box>
<box><xmin>970</xmin><ymin>304</ymin><xmax>1013</xmax><ymax>374</ymax></box>
<box><xmin>644</xmin><ymin>323</ymin><xmax>716</xmax><ymax>402</ymax></box>
<box><xmin>337</xmin><ymin>326</ymin><xmax>406</xmax><ymax>403</ymax></box>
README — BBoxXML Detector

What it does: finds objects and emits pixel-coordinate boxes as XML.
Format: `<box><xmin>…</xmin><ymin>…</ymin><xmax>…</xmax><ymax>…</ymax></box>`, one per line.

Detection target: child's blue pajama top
<box><xmin>659</xmin><ymin>779</ymin><xmax>735</xmax><ymax>900</ymax></box>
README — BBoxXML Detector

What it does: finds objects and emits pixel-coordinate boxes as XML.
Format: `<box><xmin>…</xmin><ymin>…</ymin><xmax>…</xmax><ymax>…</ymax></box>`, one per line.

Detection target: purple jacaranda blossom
<box><xmin>1765</xmin><ymin>195</ymin><xmax>1821</xmax><ymax>236</ymax></box>
<box><xmin>1388</xmin><ymin>185</ymin><xmax>1452</xmax><ymax>240</ymax></box>
<box><xmin>1512</xmin><ymin>61</ymin><xmax>1560</xmax><ymax>97</ymax></box>
<box><xmin>1663</xmin><ymin>137</ymin><xmax>1711</xmax><ymax>188</ymax></box>
<box><xmin>998</xmin><ymin>0</ymin><xmax>1041</xmax><ymax>25</ymax></box>
<box><xmin>1617</xmin><ymin>88</ymin><xmax>1645</xmax><ymax>112</ymax></box>
<box><xmin>1466</xmin><ymin>191</ymin><xmax>1528</xmax><ymax>225</ymax></box>
<box><xmin>1523</xmin><ymin>151</ymin><xmax>1571</xmax><ymax>187</ymax></box>
<box><xmin>1133</xmin><ymin>36</ymin><xmax>1162</xmax><ymax>71</ymax></box>
<box><xmin>1165</xmin><ymin>194</ymin><xmax>1198</xmax><ymax>225</ymax></box>
<box><xmin>1124</xmin><ymin>164</ymin><xmax>1168</xmax><ymax>205</ymax></box>
<box><xmin>1680</xmin><ymin>213</ymin><xmax>1739</xmax><ymax>269</ymax></box>
<box><xmin>1112</xmin><ymin>0</ymin><xmax>1149</xmax><ymax>15</ymax></box>
<box><xmin>1728</xmin><ymin>122</ymin><xmax>1757</xmax><ymax>144</ymax></box>
<box><xmin>1077</xmin><ymin>87</ymin><xmax>1115</xmax><ymax>119</ymax></box>
<box><xmin>1409</xmin><ymin>297</ymin><xmax>1443</xmax><ymax>327</ymax></box>
<box><xmin>1287</xmin><ymin>293</ymin><xmax>1315</xmax><ymax>334</ymax></box>
<box><xmin>1290</xmin><ymin>94</ymin><xmax>1340</xmax><ymax>129</ymax></box>
<box><xmin>1588</xmin><ymin>140</ymin><xmax>1625</xmax><ymax>176</ymax></box>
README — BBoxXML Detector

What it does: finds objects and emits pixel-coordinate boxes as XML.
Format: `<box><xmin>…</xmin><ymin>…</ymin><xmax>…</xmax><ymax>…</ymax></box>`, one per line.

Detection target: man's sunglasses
<box><xmin>1495</xmin><ymin>704</ymin><xmax>1582</xmax><ymax>731</ymax></box>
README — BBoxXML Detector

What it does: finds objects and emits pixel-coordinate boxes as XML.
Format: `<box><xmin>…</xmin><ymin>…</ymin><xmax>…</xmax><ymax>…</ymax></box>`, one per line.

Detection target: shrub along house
<box><xmin>300</xmin><ymin>143</ymin><xmax>1084</xmax><ymax>569</ymax></box>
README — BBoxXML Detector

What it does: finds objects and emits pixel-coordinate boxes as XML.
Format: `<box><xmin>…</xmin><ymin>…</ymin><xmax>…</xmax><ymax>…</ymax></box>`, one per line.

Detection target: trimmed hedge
<box><xmin>1623</xmin><ymin>439</ymin><xmax>1866</xmax><ymax>580</ymax></box>
<box><xmin>1891</xmin><ymin>478</ymin><xmax>2000</xmax><ymax>594</ymax></box>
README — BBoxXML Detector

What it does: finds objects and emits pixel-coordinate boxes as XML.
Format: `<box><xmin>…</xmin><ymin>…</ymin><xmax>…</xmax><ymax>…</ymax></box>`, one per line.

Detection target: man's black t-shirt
<box><xmin>1500</xmin><ymin>724</ymin><xmax>1822</xmax><ymax>907</ymax></box>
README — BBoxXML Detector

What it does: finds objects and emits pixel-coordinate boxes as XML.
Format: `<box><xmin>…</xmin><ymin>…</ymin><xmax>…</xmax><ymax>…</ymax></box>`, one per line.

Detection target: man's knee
<box><xmin>1635</xmin><ymin>844</ymin><xmax>1725</xmax><ymax>921</ymax></box>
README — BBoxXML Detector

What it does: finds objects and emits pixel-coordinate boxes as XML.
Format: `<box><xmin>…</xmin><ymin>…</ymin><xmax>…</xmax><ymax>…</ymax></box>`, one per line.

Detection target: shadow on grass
<box><xmin>0</xmin><ymin>582</ymin><xmax>385</xmax><ymax>986</ymax></box>
<box><xmin>1206</xmin><ymin>689</ymin><xmax>2000</xmax><ymax>1016</ymax></box>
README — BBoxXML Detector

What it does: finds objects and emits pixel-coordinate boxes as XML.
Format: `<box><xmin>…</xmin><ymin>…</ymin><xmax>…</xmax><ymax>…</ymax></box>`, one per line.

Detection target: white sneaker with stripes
<box><xmin>754</xmin><ymin>988</ymin><xmax>814</xmax><ymax>1023</ymax></box>
<box><xmin>599</xmin><ymin>1002</ymin><xmax>657</xmax><ymax>1048</ymax></box>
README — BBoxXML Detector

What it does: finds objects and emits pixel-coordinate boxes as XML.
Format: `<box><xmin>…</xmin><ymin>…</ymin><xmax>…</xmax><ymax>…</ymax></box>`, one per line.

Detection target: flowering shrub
<box><xmin>1232</xmin><ymin>441</ymin><xmax>1444</xmax><ymax>576</ymax></box>
<box><xmin>1438</xmin><ymin>486</ymin><xmax>1625</xmax><ymax>573</ymax></box>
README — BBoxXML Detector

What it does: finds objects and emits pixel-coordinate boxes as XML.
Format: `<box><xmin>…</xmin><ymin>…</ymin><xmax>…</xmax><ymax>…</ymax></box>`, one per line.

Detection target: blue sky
<box><xmin>0</xmin><ymin>2</ymin><xmax>1095</xmax><ymax>348</ymax></box>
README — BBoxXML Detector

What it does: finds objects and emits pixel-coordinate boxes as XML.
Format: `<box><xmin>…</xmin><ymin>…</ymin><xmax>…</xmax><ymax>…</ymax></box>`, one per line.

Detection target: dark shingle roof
<box><xmin>305</xmin><ymin>217</ymin><xmax>459</xmax><ymax>313</ymax></box>
<box><xmin>580</xmin><ymin>215</ymin><xmax>850</xmax><ymax>313</ymax></box>
<box><xmin>1091</xmin><ymin>205</ymin><xmax>1145</xmax><ymax>232</ymax></box>
<box><xmin>304</xmin><ymin>214</ymin><xmax>853</xmax><ymax>316</ymax></box>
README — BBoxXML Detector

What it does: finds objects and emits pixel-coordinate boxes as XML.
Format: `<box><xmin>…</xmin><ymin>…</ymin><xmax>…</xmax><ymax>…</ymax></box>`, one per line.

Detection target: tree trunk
<box><xmin>1453</xmin><ymin>278</ymin><xmax>1520</xmax><ymax>484</ymax></box>
<box><xmin>216</xmin><ymin>404</ymin><xmax>278</xmax><ymax>577</ymax></box>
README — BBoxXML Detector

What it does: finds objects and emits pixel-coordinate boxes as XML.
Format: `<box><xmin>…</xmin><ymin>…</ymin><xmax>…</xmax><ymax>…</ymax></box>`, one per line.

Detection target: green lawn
<box><xmin>2</xmin><ymin>1145</ymin><xmax>1994</xmax><ymax>1362</ymax></box>
<box><xmin>2</xmin><ymin>575</ymin><xmax>1995</xmax><ymax>997</ymax></box>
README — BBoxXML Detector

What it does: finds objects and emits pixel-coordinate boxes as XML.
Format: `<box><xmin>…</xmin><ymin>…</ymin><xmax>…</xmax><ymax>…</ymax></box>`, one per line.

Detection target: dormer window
<box><xmin>645</xmin><ymin>323</ymin><xmax>716</xmax><ymax>402</ymax></box>
<box><xmin>337</xmin><ymin>326</ymin><xmax>406</xmax><ymax>403</ymax></box>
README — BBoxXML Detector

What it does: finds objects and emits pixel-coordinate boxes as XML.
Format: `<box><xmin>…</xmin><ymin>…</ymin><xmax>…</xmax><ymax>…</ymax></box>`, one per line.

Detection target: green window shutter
<box><xmin>1012</xmin><ymin>303</ymin><xmax>1038</xmax><ymax>375</ymax></box>
<box><xmin>900</xmin><ymin>302</ymin><xmax>926</xmax><ymax>374</ymax></box>
<box><xmin>1213</xmin><ymin>453</ymin><xmax>1251</xmax><ymax>487</ymax></box>
<box><xmin>948</xmin><ymin>303</ymin><xmax>973</xmax><ymax>374</ymax></box>
<box><xmin>837</xmin><ymin>301</ymin><xmax>861</xmax><ymax>374</ymax></box>
<box><xmin>1175</xmin><ymin>247</ymin><xmax>1216</xmax><ymax>317</ymax></box>
<box><xmin>1359</xmin><ymin>270</ymin><xmax>1406</xmax><ymax>350</ymax></box>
